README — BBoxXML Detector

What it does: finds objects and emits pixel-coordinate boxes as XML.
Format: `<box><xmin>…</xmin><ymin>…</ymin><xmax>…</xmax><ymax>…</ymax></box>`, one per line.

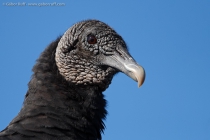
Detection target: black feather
<box><xmin>0</xmin><ymin>37</ymin><xmax>107</xmax><ymax>140</ymax></box>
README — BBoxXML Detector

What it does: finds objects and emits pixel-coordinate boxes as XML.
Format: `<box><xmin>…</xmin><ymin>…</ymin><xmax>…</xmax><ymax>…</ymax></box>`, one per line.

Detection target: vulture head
<box><xmin>0</xmin><ymin>20</ymin><xmax>145</xmax><ymax>140</ymax></box>
<box><xmin>56</xmin><ymin>20</ymin><xmax>145</xmax><ymax>90</ymax></box>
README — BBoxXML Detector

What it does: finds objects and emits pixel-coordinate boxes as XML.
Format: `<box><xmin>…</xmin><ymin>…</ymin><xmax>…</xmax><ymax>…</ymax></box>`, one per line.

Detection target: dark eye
<box><xmin>87</xmin><ymin>34</ymin><xmax>97</xmax><ymax>44</ymax></box>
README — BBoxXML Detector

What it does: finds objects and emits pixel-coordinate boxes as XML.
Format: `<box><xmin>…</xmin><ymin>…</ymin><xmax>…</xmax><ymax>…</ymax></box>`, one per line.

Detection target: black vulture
<box><xmin>0</xmin><ymin>20</ymin><xmax>145</xmax><ymax>140</ymax></box>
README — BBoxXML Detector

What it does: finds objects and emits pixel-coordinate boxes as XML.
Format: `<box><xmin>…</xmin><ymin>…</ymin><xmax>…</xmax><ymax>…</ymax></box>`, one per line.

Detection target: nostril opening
<box><xmin>117</xmin><ymin>50</ymin><xmax>125</xmax><ymax>60</ymax></box>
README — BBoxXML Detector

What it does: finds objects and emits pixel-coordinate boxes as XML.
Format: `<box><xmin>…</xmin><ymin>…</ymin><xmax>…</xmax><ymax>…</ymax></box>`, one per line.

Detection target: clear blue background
<box><xmin>0</xmin><ymin>0</ymin><xmax>210</xmax><ymax>140</ymax></box>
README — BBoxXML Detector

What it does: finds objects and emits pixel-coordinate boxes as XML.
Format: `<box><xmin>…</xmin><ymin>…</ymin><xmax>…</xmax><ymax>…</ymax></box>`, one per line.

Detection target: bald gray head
<box><xmin>55</xmin><ymin>20</ymin><xmax>145</xmax><ymax>89</ymax></box>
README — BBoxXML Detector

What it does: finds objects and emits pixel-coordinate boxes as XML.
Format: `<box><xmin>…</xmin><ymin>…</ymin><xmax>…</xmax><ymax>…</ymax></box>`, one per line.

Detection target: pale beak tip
<box><xmin>137</xmin><ymin>75</ymin><xmax>145</xmax><ymax>88</ymax></box>
<box><xmin>138</xmin><ymin>82</ymin><xmax>141</xmax><ymax>88</ymax></box>
<box><xmin>123</xmin><ymin>62</ymin><xmax>145</xmax><ymax>88</ymax></box>
<box><xmin>137</xmin><ymin>67</ymin><xmax>145</xmax><ymax>88</ymax></box>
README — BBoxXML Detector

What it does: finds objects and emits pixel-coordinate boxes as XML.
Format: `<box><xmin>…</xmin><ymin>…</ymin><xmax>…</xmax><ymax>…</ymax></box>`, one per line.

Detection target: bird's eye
<box><xmin>87</xmin><ymin>34</ymin><xmax>97</xmax><ymax>44</ymax></box>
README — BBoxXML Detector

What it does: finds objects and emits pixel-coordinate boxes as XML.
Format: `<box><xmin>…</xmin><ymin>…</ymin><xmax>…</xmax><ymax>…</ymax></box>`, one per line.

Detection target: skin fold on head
<box><xmin>55</xmin><ymin>20</ymin><xmax>145</xmax><ymax>90</ymax></box>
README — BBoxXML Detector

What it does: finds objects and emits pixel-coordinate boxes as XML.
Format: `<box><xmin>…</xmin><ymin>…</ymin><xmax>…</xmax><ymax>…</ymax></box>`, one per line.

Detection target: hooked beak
<box><xmin>124</xmin><ymin>61</ymin><xmax>145</xmax><ymax>87</ymax></box>
<box><xmin>99</xmin><ymin>46</ymin><xmax>145</xmax><ymax>87</ymax></box>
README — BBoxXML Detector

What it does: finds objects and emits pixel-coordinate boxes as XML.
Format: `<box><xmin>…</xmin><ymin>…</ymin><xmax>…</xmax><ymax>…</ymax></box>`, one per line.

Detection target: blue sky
<box><xmin>0</xmin><ymin>0</ymin><xmax>210</xmax><ymax>139</ymax></box>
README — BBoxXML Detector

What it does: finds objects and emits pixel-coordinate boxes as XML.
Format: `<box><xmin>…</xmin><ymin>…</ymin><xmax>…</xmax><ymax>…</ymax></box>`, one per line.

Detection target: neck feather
<box><xmin>5</xmin><ymin>37</ymin><xmax>107</xmax><ymax>140</ymax></box>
